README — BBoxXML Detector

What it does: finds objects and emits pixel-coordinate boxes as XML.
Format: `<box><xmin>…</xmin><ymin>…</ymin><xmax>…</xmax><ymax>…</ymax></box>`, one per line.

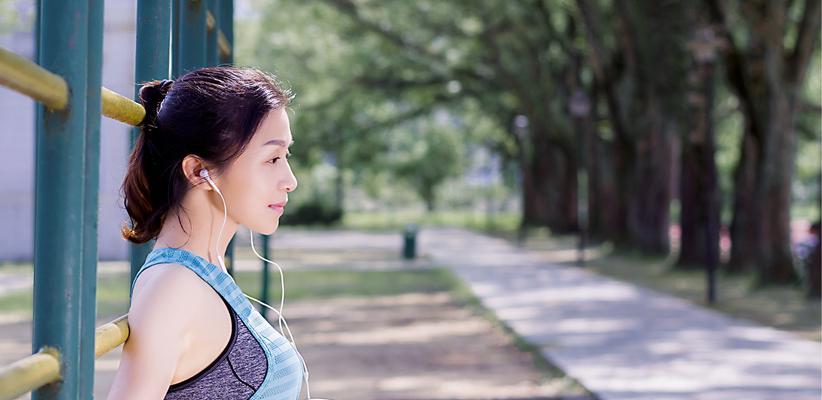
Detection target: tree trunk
<box><xmin>588</xmin><ymin>134</ymin><xmax>621</xmax><ymax>241</ymax></box>
<box><xmin>625</xmin><ymin>103</ymin><xmax>675</xmax><ymax>255</ymax></box>
<box><xmin>726</xmin><ymin>126</ymin><xmax>759</xmax><ymax>272</ymax></box>
<box><xmin>728</xmin><ymin>83</ymin><xmax>797</xmax><ymax>282</ymax></box>
<box><xmin>677</xmin><ymin>27</ymin><xmax>721</xmax><ymax>269</ymax></box>
<box><xmin>521</xmin><ymin>137</ymin><xmax>578</xmax><ymax>233</ymax></box>
<box><xmin>578</xmin><ymin>0</ymin><xmax>685</xmax><ymax>254</ymax></box>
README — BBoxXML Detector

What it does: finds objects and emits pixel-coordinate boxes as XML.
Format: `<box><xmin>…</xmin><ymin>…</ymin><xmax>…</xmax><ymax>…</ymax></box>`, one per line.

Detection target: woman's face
<box><xmin>217</xmin><ymin>107</ymin><xmax>297</xmax><ymax>235</ymax></box>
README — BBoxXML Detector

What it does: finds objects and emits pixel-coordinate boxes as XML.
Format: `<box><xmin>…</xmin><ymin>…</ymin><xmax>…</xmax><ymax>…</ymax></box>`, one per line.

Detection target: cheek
<box><xmin>240</xmin><ymin>169</ymin><xmax>272</xmax><ymax>205</ymax></box>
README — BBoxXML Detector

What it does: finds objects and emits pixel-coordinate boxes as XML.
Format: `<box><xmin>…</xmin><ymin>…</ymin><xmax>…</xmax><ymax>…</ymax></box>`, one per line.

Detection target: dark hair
<box><xmin>120</xmin><ymin>66</ymin><xmax>293</xmax><ymax>244</ymax></box>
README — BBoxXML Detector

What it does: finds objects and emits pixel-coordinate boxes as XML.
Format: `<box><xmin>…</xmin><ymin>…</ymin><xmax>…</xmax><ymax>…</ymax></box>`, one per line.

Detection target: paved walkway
<box><xmin>420</xmin><ymin>227</ymin><xmax>822</xmax><ymax>400</ymax></box>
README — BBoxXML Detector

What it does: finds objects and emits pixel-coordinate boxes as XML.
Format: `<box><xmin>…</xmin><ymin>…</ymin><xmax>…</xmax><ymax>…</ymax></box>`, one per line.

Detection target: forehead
<box><xmin>252</xmin><ymin>108</ymin><xmax>292</xmax><ymax>147</ymax></box>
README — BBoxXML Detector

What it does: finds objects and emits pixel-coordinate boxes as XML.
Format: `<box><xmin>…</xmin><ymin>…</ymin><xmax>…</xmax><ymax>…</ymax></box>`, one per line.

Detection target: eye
<box><xmin>269</xmin><ymin>151</ymin><xmax>292</xmax><ymax>164</ymax></box>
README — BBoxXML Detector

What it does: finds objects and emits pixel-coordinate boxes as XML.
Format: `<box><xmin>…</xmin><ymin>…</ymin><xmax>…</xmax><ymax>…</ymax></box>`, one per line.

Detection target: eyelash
<box><xmin>270</xmin><ymin>152</ymin><xmax>292</xmax><ymax>164</ymax></box>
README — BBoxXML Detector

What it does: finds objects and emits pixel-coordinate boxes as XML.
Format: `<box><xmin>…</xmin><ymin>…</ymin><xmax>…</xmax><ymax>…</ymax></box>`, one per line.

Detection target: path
<box><xmin>419</xmin><ymin>227</ymin><xmax>822</xmax><ymax>400</ymax></box>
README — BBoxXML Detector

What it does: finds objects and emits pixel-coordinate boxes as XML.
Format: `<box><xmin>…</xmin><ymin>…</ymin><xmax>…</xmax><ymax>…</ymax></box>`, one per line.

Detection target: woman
<box><xmin>106</xmin><ymin>66</ymin><xmax>309</xmax><ymax>399</ymax></box>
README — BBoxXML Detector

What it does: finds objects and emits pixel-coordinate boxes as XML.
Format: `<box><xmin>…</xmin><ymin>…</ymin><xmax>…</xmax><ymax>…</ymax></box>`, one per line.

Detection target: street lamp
<box><xmin>513</xmin><ymin>115</ymin><xmax>529</xmax><ymax>246</ymax></box>
<box><xmin>688</xmin><ymin>26</ymin><xmax>720</xmax><ymax>305</ymax></box>
<box><xmin>570</xmin><ymin>89</ymin><xmax>591</xmax><ymax>267</ymax></box>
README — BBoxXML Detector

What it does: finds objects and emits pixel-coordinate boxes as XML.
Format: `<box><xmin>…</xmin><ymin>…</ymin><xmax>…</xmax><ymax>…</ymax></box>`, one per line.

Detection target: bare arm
<box><xmin>106</xmin><ymin>267</ymin><xmax>196</xmax><ymax>400</ymax></box>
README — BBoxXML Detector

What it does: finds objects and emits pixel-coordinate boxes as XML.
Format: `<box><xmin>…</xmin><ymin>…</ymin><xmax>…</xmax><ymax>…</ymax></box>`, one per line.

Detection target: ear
<box><xmin>181</xmin><ymin>155</ymin><xmax>212</xmax><ymax>191</ymax></box>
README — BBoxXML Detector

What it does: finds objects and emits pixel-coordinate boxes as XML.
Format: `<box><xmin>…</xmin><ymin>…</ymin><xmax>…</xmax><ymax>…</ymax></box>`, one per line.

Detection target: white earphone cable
<box><xmin>201</xmin><ymin>169</ymin><xmax>323</xmax><ymax>400</ymax></box>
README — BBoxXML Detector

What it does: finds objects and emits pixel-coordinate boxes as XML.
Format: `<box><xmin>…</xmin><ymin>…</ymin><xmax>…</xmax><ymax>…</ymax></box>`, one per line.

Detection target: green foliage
<box><xmin>279</xmin><ymin>197</ymin><xmax>343</xmax><ymax>226</ymax></box>
<box><xmin>236</xmin><ymin>0</ymin><xmax>821</xmax><ymax>237</ymax></box>
<box><xmin>387</xmin><ymin>116</ymin><xmax>464</xmax><ymax>210</ymax></box>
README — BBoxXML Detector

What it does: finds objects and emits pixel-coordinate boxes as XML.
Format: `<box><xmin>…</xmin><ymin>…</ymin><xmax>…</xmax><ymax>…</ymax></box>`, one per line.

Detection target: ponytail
<box><xmin>120</xmin><ymin>79</ymin><xmax>175</xmax><ymax>243</ymax></box>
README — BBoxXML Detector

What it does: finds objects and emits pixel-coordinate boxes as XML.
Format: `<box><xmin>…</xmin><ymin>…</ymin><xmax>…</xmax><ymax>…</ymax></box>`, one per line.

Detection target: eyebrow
<box><xmin>262</xmin><ymin>139</ymin><xmax>294</xmax><ymax>147</ymax></box>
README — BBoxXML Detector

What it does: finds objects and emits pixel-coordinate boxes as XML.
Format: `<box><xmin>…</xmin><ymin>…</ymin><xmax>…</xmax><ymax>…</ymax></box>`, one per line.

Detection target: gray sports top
<box><xmin>164</xmin><ymin>296</ymin><xmax>268</xmax><ymax>399</ymax></box>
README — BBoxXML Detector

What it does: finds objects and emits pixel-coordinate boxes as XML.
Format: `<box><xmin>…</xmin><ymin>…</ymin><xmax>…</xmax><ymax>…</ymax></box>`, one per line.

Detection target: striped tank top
<box><xmin>131</xmin><ymin>247</ymin><xmax>305</xmax><ymax>400</ymax></box>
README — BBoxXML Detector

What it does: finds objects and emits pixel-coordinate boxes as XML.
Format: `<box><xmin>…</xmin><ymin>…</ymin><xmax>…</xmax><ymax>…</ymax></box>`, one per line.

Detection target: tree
<box><xmin>708</xmin><ymin>0</ymin><xmax>820</xmax><ymax>282</ymax></box>
<box><xmin>677</xmin><ymin>9</ymin><xmax>722</xmax><ymax>269</ymax></box>
<box><xmin>576</xmin><ymin>0</ymin><xmax>691</xmax><ymax>254</ymax></box>
<box><xmin>391</xmin><ymin>117</ymin><xmax>464</xmax><ymax>211</ymax></box>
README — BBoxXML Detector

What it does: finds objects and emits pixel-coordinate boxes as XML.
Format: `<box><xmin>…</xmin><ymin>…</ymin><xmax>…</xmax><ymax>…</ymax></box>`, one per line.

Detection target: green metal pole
<box><xmin>131</xmin><ymin>0</ymin><xmax>171</xmax><ymax>300</ymax></box>
<box><xmin>171</xmin><ymin>0</ymin><xmax>180</xmax><ymax>77</ymax></box>
<box><xmin>32</xmin><ymin>1</ymin><xmax>90</xmax><ymax>399</ymax></box>
<box><xmin>175</xmin><ymin>0</ymin><xmax>206</xmax><ymax>77</ymax></box>
<box><xmin>260</xmin><ymin>234</ymin><xmax>270</xmax><ymax>319</ymax></box>
<box><xmin>79</xmin><ymin>0</ymin><xmax>104</xmax><ymax>396</ymax></box>
<box><xmin>226</xmin><ymin>238</ymin><xmax>236</xmax><ymax>276</ymax></box>
<box><xmin>206</xmin><ymin>0</ymin><xmax>219</xmax><ymax>66</ymax></box>
<box><xmin>221</xmin><ymin>0</ymin><xmax>236</xmax><ymax>276</ymax></box>
<box><xmin>219</xmin><ymin>0</ymin><xmax>233</xmax><ymax>65</ymax></box>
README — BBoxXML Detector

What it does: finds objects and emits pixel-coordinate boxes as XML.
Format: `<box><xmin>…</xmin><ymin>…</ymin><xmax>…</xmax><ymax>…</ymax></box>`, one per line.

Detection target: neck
<box><xmin>154</xmin><ymin>191</ymin><xmax>238</xmax><ymax>272</ymax></box>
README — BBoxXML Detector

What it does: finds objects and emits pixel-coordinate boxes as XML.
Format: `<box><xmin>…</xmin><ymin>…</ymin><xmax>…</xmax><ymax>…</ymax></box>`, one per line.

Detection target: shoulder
<box><xmin>129</xmin><ymin>263</ymin><xmax>214</xmax><ymax>329</ymax></box>
<box><xmin>107</xmin><ymin>264</ymin><xmax>212</xmax><ymax>399</ymax></box>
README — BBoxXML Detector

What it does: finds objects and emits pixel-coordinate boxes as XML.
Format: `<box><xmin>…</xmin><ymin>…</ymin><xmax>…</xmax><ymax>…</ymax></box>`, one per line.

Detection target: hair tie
<box><xmin>139</xmin><ymin>79</ymin><xmax>174</xmax><ymax>129</ymax></box>
<box><xmin>156</xmin><ymin>79</ymin><xmax>174</xmax><ymax>115</ymax></box>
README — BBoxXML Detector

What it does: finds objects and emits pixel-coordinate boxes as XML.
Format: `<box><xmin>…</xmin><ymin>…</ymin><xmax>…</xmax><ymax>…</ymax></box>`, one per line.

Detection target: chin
<box><xmin>246</xmin><ymin>220</ymin><xmax>278</xmax><ymax>236</ymax></box>
<box><xmin>262</xmin><ymin>221</ymin><xmax>280</xmax><ymax>236</ymax></box>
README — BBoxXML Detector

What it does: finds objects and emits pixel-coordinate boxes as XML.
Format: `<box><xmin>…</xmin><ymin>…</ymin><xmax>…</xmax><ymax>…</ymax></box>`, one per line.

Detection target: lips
<box><xmin>268</xmin><ymin>201</ymin><xmax>287</xmax><ymax>212</ymax></box>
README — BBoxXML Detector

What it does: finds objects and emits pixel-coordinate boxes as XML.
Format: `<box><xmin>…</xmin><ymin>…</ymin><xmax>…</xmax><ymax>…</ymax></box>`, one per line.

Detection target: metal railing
<box><xmin>0</xmin><ymin>1</ymin><xmax>234</xmax><ymax>398</ymax></box>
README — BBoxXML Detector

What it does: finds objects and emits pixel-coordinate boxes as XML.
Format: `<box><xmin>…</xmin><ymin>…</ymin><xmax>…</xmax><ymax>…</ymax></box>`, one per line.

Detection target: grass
<box><xmin>0</xmin><ymin>268</ymin><xmax>461</xmax><ymax>318</ymax></box>
<box><xmin>341</xmin><ymin>209</ymin><xmax>521</xmax><ymax>233</ymax></box>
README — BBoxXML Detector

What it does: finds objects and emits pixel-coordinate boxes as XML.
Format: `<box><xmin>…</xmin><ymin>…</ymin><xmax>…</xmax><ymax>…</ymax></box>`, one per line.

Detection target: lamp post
<box><xmin>513</xmin><ymin>115</ymin><xmax>529</xmax><ymax>246</ymax></box>
<box><xmin>570</xmin><ymin>89</ymin><xmax>591</xmax><ymax>267</ymax></box>
<box><xmin>688</xmin><ymin>26</ymin><xmax>720</xmax><ymax>305</ymax></box>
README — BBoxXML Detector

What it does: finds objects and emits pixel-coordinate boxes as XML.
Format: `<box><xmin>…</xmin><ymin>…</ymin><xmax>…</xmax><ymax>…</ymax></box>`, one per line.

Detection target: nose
<box><xmin>283</xmin><ymin>168</ymin><xmax>298</xmax><ymax>193</ymax></box>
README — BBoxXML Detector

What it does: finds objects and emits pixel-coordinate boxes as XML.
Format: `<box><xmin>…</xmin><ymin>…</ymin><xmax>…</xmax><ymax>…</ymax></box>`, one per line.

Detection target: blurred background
<box><xmin>0</xmin><ymin>0</ymin><xmax>819</xmax><ymax>399</ymax></box>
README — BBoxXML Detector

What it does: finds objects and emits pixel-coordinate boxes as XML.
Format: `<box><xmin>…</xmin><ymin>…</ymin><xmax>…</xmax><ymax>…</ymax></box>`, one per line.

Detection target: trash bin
<box><xmin>402</xmin><ymin>223</ymin><xmax>418</xmax><ymax>260</ymax></box>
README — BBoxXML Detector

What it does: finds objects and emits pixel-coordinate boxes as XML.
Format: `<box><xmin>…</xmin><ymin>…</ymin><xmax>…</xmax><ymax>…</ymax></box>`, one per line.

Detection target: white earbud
<box><xmin>199</xmin><ymin>169</ymin><xmax>219</xmax><ymax>192</ymax></box>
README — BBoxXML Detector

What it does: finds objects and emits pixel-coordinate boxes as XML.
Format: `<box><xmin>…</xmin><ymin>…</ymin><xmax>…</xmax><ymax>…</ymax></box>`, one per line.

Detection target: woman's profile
<box><xmin>106</xmin><ymin>66</ymin><xmax>308</xmax><ymax>400</ymax></box>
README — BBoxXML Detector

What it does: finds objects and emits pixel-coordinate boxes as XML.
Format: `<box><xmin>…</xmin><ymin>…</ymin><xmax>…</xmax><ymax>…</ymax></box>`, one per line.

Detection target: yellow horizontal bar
<box><xmin>1</xmin><ymin>46</ymin><xmax>146</xmax><ymax>126</ymax></box>
<box><xmin>207</xmin><ymin>10</ymin><xmax>232</xmax><ymax>59</ymax></box>
<box><xmin>102</xmin><ymin>87</ymin><xmax>145</xmax><ymax>126</ymax></box>
<box><xmin>206</xmin><ymin>11</ymin><xmax>231</xmax><ymax>57</ymax></box>
<box><xmin>206</xmin><ymin>10</ymin><xmax>216</xmax><ymax>32</ymax></box>
<box><xmin>0</xmin><ymin>47</ymin><xmax>68</xmax><ymax>110</ymax></box>
<box><xmin>218</xmin><ymin>31</ymin><xmax>232</xmax><ymax>59</ymax></box>
<box><xmin>0</xmin><ymin>347</ymin><xmax>60</xmax><ymax>400</ymax></box>
<box><xmin>0</xmin><ymin>315</ymin><xmax>130</xmax><ymax>399</ymax></box>
<box><xmin>95</xmin><ymin>315</ymin><xmax>130</xmax><ymax>359</ymax></box>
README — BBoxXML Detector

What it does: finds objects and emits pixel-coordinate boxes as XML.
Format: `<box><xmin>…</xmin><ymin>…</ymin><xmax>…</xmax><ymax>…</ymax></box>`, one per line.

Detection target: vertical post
<box><xmin>570</xmin><ymin>89</ymin><xmax>591</xmax><ymax>267</ymax></box>
<box><xmin>206</xmin><ymin>0</ymin><xmax>219</xmax><ymax>66</ymax></box>
<box><xmin>171</xmin><ymin>0</ymin><xmax>179</xmax><ymax>77</ymax></box>
<box><xmin>174</xmin><ymin>0</ymin><xmax>206</xmax><ymax>77</ymax></box>
<box><xmin>131</xmin><ymin>0</ymin><xmax>172</xmax><ymax>299</ymax></box>
<box><xmin>32</xmin><ymin>1</ymin><xmax>89</xmax><ymax>399</ymax></box>
<box><xmin>260</xmin><ymin>234</ymin><xmax>270</xmax><ymax>319</ymax></box>
<box><xmin>219</xmin><ymin>0</ymin><xmax>234</xmax><ymax>65</ymax></box>
<box><xmin>702</xmin><ymin>49</ymin><xmax>719</xmax><ymax>305</ymax></box>
<box><xmin>218</xmin><ymin>0</ymin><xmax>236</xmax><ymax>275</ymax></box>
<box><xmin>689</xmin><ymin>26</ymin><xmax>720</xmax><ymax>305</ymax></box>
<box><xmin>79</xmin><ymin>0</ymin><xmax>104</xmax><ymax>396</ymax></box>
<box><xmin>226</xmin><ymin>238</ymin><xmax>236</xmax><ymax>276</ymax></box>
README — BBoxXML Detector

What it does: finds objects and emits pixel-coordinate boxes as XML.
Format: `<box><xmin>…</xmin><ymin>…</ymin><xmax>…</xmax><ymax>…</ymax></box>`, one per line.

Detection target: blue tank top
<box><xmin>130</xmin><ymin>247</ymin><xmax>305</xmax><ymax>400</ymax></box>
